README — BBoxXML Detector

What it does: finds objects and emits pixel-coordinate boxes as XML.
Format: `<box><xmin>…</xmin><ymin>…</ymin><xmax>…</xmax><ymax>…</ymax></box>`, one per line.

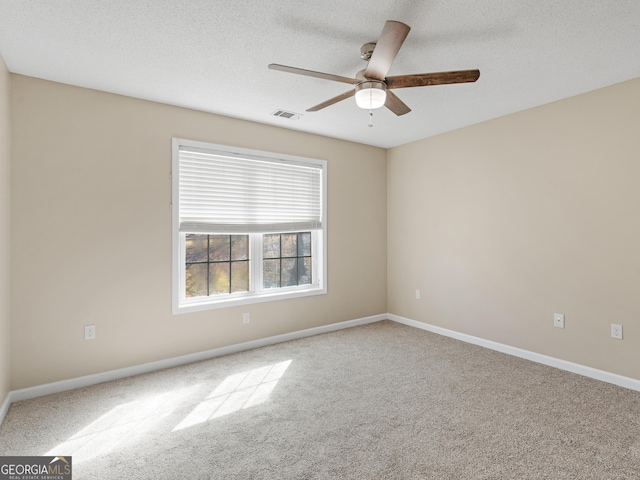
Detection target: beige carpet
<box><xmin>1</xmin><ymin>320</ymin><xmax>640</xmax><ymax>479</ymax></box>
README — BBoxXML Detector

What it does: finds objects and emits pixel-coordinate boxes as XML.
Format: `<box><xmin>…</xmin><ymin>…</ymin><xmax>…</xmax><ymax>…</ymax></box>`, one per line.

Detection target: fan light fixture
<box><xmin>354</xmin><ymin>81</ymin><xmax>387</xmax><ymax>109</ymax></box>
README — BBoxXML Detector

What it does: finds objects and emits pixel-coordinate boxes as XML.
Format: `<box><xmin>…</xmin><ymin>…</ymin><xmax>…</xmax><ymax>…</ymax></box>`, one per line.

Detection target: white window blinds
<box><xmin>178</xmin><ymin>146</ymin><xmax>324</xmax><ymax>234</ymax></box>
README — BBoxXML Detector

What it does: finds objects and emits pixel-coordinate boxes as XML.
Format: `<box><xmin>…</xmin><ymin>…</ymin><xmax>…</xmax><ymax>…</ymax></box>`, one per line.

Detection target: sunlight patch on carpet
<box><xmin>172</xmin><ymin>359</ymin><xmax>292</xmax><ymax>432</ymax></box>
<box><xmin>43</xmin><ymin>384</ymin><xmax>202</xmax><ymax>464</ymax></box>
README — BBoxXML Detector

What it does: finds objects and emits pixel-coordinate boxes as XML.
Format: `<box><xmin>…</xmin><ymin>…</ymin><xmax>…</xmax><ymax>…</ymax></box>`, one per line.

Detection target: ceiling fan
<box><xmin>269</xmin><ymin>20</ymin><xmax>480</xmax><ymax>118</ymax></box>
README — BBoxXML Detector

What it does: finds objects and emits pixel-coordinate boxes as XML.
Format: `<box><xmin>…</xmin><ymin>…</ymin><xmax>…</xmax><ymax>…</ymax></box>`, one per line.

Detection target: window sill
<box><xmin>173</xmin><ymin>285</ymin><xmax>327</xmax><ymax>315</ymax></box>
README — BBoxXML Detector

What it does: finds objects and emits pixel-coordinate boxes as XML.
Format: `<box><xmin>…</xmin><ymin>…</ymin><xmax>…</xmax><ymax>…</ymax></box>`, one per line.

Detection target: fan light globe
<box><xmin>355</xmin><ymin>81</ymin><xmax>387</xmax><ymax>109</ymax></box>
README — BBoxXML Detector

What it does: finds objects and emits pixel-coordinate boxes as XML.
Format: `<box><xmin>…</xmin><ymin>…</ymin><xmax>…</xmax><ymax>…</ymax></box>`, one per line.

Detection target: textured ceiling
<box><xmin>1</xmin><ymin>1</ymin><xmax>639</xmax><ymax>148</ymax></box>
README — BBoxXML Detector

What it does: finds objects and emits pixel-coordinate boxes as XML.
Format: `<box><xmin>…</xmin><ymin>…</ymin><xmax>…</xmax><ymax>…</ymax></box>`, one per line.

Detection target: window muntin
<box><xmin>172</xmin><ymin>139</ymin><xmax>326</xmax><ymax>313</ymax></box>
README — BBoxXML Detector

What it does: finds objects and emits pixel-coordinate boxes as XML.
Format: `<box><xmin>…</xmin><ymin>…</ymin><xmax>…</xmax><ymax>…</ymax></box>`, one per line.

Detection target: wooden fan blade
<box><xmin>269</xmin><ymin>64</ymin><xmax>357</xmax><ymax>85</ymax></box>
<box><xmin>363</xmin><ymin>21</ymin><xmax>411</xmax><ymax>81</ymax></box>
<box><xmin>385</xmin><ymin>90</ymin><xmax>411</xmax><ymax>116</ymax></box>
<box><xmin>386</xmin><ymin>69</ymin><xmax>480</xmax><ymax>89</ymax></box>
<box><xmin>306</xmin><ymin>89</ymin><xmax>355</xmax><ymax>112</ymax></box>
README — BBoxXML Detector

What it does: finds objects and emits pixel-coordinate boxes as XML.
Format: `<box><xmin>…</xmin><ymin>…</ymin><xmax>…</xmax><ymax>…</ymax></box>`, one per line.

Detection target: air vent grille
<box><xmin>271</xmin><ymin>109</ymin><xmax>302</xmax><ymax>120</ymax></box>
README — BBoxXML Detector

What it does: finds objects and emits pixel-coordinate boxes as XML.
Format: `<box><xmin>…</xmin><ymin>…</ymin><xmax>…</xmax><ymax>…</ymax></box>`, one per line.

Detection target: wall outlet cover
<box><xmin>84</xmin><ymin>324</ymin><xmax>96</xmax><ymax>340</ymax></box>
<box><xmin>553</xmin><ymin>313</ymin><xmax>565</xmax><ymax>329</ymax></box>
<box><xmin>611</xmin><ymin>323</ymin><xmax>623</xmax><ymax>340</ymax></box>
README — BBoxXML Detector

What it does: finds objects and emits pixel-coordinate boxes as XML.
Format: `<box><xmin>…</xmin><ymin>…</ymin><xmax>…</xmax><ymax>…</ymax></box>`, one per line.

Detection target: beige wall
<box><xmin>388</xmin><ymin>78</ymin><xmax>640</xmax><ymax>380</ymax></box>
<box><xmin>0</xmin><ymin>57</ymin><xmax>10</xmax><ymax>401</ymax></box>
<box><xmin>9</xmin><ymin>70</ymin><xmax>640</xmax><ymax>391</ymax></box>
<box><xmin>10</xmin><ymin>75</ymin><xmax>387</xmax><ymax>389</ymax></box>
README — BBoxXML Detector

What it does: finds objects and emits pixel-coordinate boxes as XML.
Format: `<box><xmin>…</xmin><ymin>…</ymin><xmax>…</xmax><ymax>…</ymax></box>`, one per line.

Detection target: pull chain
<box><xmin>368</xmin><ymin>108</ymin><xmax>374</xmax><ymax>127</ymax></box>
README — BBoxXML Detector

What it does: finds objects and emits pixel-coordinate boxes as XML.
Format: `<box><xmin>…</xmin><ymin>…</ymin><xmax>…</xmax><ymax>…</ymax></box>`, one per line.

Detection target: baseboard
<box><xmin>388</xmin><ymin>314</ymin><xmax>640</xmax><ymax>393</ymax></box>
<box><xmin>0</xmin><ymin>390</ymin><xmax>10</xmax><ymax>426</ymax></box>
<box><xmin>8</xmin><ymin>313</ymin><xmax>387</xmax><ymax>404</ymax></box>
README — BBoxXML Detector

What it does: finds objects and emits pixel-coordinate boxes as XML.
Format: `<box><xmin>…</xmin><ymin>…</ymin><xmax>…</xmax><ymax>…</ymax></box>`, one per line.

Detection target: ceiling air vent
<box><xmin>271</xmin><ymin>109</ymin><xmax>302</xmax><ymax>120</ymax></box>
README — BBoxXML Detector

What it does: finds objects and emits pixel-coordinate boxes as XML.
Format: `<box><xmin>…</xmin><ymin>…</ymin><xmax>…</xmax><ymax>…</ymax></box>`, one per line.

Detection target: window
<box><xmin>172</xmin><ymin>139</ymin><xmax>326</xmax><ymax>313</ymax></box>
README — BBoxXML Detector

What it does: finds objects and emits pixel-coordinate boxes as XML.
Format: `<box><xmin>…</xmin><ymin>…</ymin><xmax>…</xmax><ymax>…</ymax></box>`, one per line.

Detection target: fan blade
<box><xmin>386</xmin><ymin>69</ymin><xmax>480</xmax><ymax>89</ymax></box>
<box><xmin>306</xmin><ymin>89</ymin><xmax>355</xmax><ymax>112</ymax></box>
<box><xmin>385</xmin><ymin>90</ymin><xmax>411</xmax><ymax>116</ymax></box>
<box><xmin>363</xmin><ymin>21</ymin><xmax>411</xmax><ymax>81</ymax></box>
<box><xmin>269</xmin><ymin>64</ymin><xmax>357</xmax><ymax>85</ymax></box>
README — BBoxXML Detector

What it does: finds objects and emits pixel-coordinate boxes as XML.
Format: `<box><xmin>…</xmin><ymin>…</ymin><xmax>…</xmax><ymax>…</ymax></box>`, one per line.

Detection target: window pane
<box><xmin>185</xmin><ymin>234</ymin><xmax>208</xmax><ymax>263</ymax></box>
<box><xmin>263</xmin><ymin>234</ymin><xmax>280</xmax><ymax>259</ymax></box>
<box><xmin>209</xmin><ymin>263</ymin><xmax>230</xmax><ymax>294</ymax></box>
<box><xmin>281</xmin><ymin>258</ymin><xmax>298</xmax><ymax>286</ymax></box>
<box><xmin>298</xmin><ymin>232</ymin><xmax>311</xmax><ymax>257</ymax></box>
<box><xmin>298</xmin><ymin>257</ymin><xmax>312</xmax><ymax>285</ymax></box>
<box><xmin>209</xmin><ymin>235</ymin><xmax>231</xmax><ymax>262</ymax></box>
<box><xmin>281</xmin><ymin>233</ymin><xmax>297</xmax><ymax>257</ymax></box>
<box><xmin>231</xmin><ymin>235</ymin><xmax>248</xmax><ymax>261</ymax></box>
<box><xmin>185</xmin><ymin>263</ymin><xmax>208</xmax><ymax>298</ymax></box>
<box><xmin>231</xmin><ymin>261</ymin><xmax>249</xmax><ymax>293</ymax></box>
<box><xmin>263</xmin><ymin>259</ymin><xmax>280</xmax><ymax>289</ymax></box>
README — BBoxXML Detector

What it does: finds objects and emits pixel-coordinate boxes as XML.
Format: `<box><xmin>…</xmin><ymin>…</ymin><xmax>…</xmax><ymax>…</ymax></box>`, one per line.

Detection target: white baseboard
<box><xmin>0</xmin><ymin>390</ymin><xmax>10</xmax><ymax>426</ymax></box>
<box><xmin>388</xmin><ymin>314</ymin><xmax>640</xmax><ymax>393</ymax></box>
<box><xmin>8</xmin><ymin>313</ymin><xmax>386</xmax><ymax>405</ymax></box>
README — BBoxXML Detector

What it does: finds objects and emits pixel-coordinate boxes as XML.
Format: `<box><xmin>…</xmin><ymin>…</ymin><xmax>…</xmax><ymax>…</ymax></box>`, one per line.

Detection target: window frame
<box><xmin>172</xmin><ymin>138</ymin><xmax>327</xmax><ymax>314</ymax></box>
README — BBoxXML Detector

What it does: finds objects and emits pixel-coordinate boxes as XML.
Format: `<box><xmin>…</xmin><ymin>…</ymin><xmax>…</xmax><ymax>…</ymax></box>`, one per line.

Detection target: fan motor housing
<box><xmin>355</xmin><ymin>80</ymin><xmax>386</xmax><ymax>92</ymax></box>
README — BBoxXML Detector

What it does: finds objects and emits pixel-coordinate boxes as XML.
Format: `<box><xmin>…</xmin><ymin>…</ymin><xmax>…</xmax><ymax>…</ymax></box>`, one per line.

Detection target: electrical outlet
<box><xmin>611</xmin><ymin>323</ymin><xmax>623</xmax><ymax>340</ymax></box>
<box><xmin>242</xmin><ymin>312</ymin><xmax>250</xmax><ymax>324</ymax></box>
<box><xmin>415</xmin><ymin>290</ymin><xmax>421</xmax><ymax>300</ymax></box>
<box><xmin>84</xmin><ymin>324</ymin><xmax>96</xmax><ymax>340</ymax></box>
<box><xmin>553</xmin><ymin>313</ymin><xmax>564</xmax><ymax>329</ymax></box>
